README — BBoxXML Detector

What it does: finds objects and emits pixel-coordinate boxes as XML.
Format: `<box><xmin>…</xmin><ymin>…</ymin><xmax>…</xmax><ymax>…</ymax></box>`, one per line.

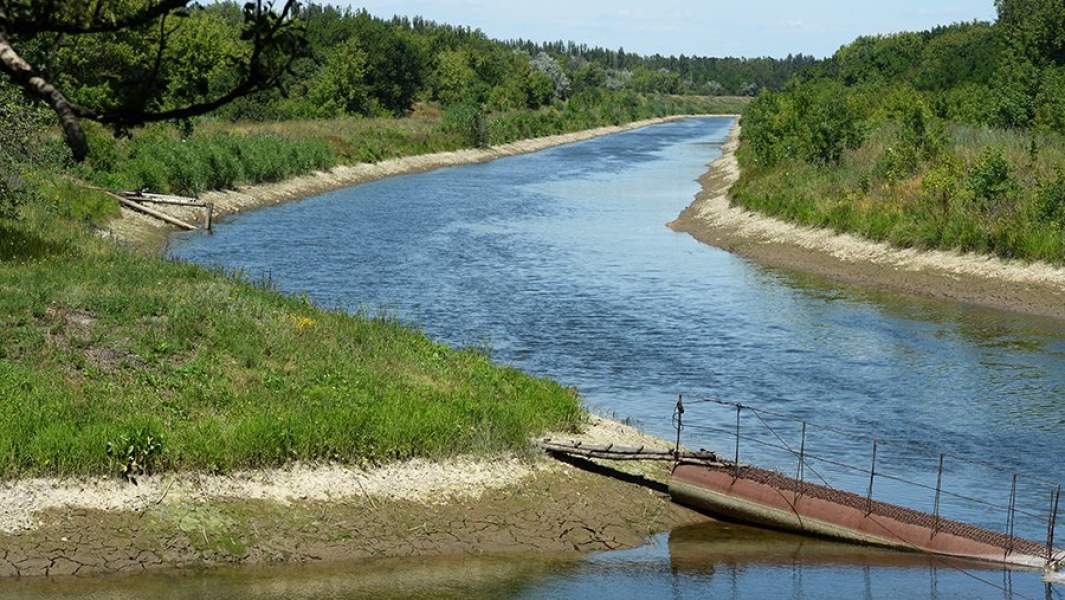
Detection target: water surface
<box><xmin>160</xmin><ymin>117</ymin><xmax>1065</xmax><ymax>598</ymax></box>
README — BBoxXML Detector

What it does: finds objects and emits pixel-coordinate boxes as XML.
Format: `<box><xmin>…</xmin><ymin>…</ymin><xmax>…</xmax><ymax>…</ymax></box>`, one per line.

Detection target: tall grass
<box><xmin>74</xmin><ymin>97</ymin><xmax>746</xmax><ymax>200</ymax></box>
<box><xmin>733</xmin><ymin>123</ymin><xmax>1065</xmax><ymax>264</ymax></box>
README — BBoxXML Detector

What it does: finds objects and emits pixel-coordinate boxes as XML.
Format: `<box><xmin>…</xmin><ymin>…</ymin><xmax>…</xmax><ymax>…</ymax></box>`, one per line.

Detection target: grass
<box><xmin>732</xmin><ymin>122</ymin><xmax>1065</xmax><ymax>263</ymax></box>
<box><xmin>0</xmin><ymin>204</ymin><xmax>582</xmax><ymax>479</ymax></box>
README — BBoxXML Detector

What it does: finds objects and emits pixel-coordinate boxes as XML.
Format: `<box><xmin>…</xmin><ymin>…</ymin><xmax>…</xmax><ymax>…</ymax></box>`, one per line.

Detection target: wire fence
<box><xmin>671</xmin><ymin>395</ymin><xmax>1063</xmax><ymax>567</ymax></box>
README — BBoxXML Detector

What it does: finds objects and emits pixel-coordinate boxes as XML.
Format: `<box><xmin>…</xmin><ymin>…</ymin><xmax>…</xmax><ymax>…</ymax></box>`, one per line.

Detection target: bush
<box><xmin>966</xmin><ymin>148</ymin><xmax>1016</xmax><ymax>210</ymax></box>
<box><xmin>1034</xmin><ymin>170</ymin><xmax>1065</xmax><ymax>224</ymax></box>
<box><xmin>741</xmin><ymin>81</ymin><xmax>865</xmax><ymax>167</ymax></box>
<box><xmin>441</xmin><ymin>103</ymin><xmax>489</xmax><ymax>149</ymax></box>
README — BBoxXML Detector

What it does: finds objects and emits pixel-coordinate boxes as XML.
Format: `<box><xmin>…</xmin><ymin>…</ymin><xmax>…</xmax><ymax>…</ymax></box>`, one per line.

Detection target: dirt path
<box><xmin>670</xmin><ymin>122</ymin><xmax>1065</xmax><ymax>320</ymax></box>
<box><xmin>105</xmin><ymin>114</ymin><xmax>737</xmax><ymax>250</ymax></box>
<box><xmin>0</xmin><ymin>417</ymin><xmax>707</xmax><ymax>578</ymax></box>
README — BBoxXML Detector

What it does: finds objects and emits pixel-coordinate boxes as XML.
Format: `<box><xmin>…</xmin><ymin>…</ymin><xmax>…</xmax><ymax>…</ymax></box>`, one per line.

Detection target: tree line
<box><xmin>1</xmin><ymin>1</ymin><xmax>809</xmax><ymax>163</ymax></box>
<box><xmin>735</xmin><ymin>0</ymin><xmax>1065</xmax><ymax>263</ymax></box>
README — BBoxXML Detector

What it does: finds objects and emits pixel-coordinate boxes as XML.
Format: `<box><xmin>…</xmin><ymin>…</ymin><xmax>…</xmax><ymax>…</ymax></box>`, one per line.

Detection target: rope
<box><xmin>685</xmin><ymin>397</ymin><xmax>1063</xmax><ymax>489</ymax></box>
<box><xmin>681</xmin><ymin>422</ymin><xmax>1049</xmax><ymax>522</ymax></box>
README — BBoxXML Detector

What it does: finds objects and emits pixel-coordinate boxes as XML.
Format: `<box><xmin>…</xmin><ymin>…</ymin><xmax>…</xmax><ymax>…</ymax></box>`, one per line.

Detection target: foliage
<box><xmin>305</xmin><ymin>37</ymin><xmax>373</xmax><ymax>118</ymax></box>
<box><xmin>530</xmin><ymin>52</ymin><xmax>570</xmax><ymax>100</ymax></box>
<box><xmin>441</xmin><ymin>103</ymin><xmax>489</xmax><ymax>148</ymax></box>
<box><xmin>732</xmin><ymin>3</ymin><xmax>1065</xmax><ymax>264</ymax></box>
<box><xmin>1034</xmin><ymin>169</ymin><xmax>1065</xmax><ymax>224</ymax></box>
<box><xmin>629</xmin><ymin>67</ymin><xmax>684</xmax><ymax>95</ymax></box>
<box><xmin>107</xmin><ymin>427</ymin><xmax>164</xmax><ymax>483</ymax></box>
<box><xmin>966</xmin><ymin>147</ymin><xmax>1017</xmax><ymax>210</ymax></box>
<box><xmin>741</xmin><ymin>81</ymin><xmax>864</xmax><ymax>167</ymax></box>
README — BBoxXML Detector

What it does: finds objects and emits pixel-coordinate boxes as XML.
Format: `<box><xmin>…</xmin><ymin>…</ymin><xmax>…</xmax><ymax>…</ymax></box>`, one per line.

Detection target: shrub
<box><xmin>1034</xmin><ymin>170</ymin><xmax>1065</xmax><ymax>224</ymax></box>
<box><xmin>107</xmin><ymin>426</ymin><xmax>164</xmax><ymax>483</ymax></box>
<box><xmin>874</xmin><ymin>144</ymin><xmax>922</xmax><ymax>182</ymax></box>
<box><xmin>966</xmin><ymin>147</ymin><xmax>1016</xmax><ymax>210</ymax></box>
<box><xmin>441</xmin><ymin>103</ymin><xmax>489</xmax><ymax>149</ymax></box>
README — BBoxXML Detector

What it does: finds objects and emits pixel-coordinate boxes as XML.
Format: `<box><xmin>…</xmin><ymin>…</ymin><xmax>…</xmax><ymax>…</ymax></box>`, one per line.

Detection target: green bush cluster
<box><xmin>741</xmin><ymin>81</ymin><xmax>865</xmax><ymax>167</ymax></box>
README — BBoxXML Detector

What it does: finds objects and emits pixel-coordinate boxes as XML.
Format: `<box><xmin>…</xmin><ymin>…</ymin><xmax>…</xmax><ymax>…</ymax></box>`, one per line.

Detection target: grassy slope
<box><xmin>732</xmin><ymin>123</ymin><xmax>1065</xmax><ymax>263</ymax></box>
<box><xmin>0</xmin><ymin>209</ymin><xmax>582</xmax><ymax>477</ymax></box>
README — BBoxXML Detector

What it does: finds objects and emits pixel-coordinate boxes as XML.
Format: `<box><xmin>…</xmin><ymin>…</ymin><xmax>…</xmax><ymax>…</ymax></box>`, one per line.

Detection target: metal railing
<box><xmin>671</xmin><ymin>395</ymin><xmax>1063</xmax><ymax>567</ymax></box>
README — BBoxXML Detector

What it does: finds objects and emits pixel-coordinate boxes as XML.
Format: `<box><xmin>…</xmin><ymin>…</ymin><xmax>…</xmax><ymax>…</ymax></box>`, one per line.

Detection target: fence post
<box><xmin>795</xmin><ymin>422</ymin><xmax>807</xmax><ymax>498</ymax></box>
<box><xmin>932</xmin><ymin>453</ymin><xmax>944</xmax><ymax>536</ymax></box>
<box><xmin>865</xmin><ymin>438</ymin><xmax>878</xmax><ymax>515</ymax></box>
<box><xmin>1047</xmin><ymin>484</ymin><xmax>1061</xmax><ymax>564</ymax></box>
<box><xmin>733</xmin><ymin>404</ymin><xmax>742</xmax><ymax>479</ymax></box>
<box><xmin>1006</xmin><ymin>473</ymin><xmax>1018</xmax><ymax>555</ymax></box>
<box><xmin>673</xmin><ymin>394</ymin><xmax>684</xmax><ymax>459</ymax></box>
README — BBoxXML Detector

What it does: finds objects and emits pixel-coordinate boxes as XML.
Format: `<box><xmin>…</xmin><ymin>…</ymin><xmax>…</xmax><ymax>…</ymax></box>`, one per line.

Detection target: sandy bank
<box><xmin>105</xmin><ymin>114</ymin><xmax>735</xmax><ymax>249</ymax></box>
<box><xmin>670</xmin><ymin>122</ymin><xmax>1065</xmax><ymax>320</ymax></box>
<box><xmin>0</xmin><ymin>417</ymin><xmax>706</xmax><ymax>578</ymax></box>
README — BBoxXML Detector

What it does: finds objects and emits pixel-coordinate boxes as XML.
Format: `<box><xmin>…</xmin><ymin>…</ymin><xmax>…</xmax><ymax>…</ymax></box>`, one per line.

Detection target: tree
<box><xmin>992</xmin><ymin>0</ymin><xmax>1065</xmax><ymax>127</ymax></box>
<box><xmin>530</xmin><ymin>52</ymin><xmax>569</xmax><ymax>100</ymax></box>
<box><xmin>0</xmin><ymin>0</ymin><xmax>306</xmax><ymax>161</ymax></box>
<box><xmin>306</xmin><ymin>36</ymin><xmax>370</xmax><ymax>116</ymax></box>
<box><xmin>432</xmin><ymin>49</ymin><xmax>477</xmax><ymax>105</ymax></box>
<box><xmin>570</xmin><ymin>62</ymin><xmax>605</xmax><ymax>94</ymax></box>
<box><xmin>349</xmin><ymin>16</ymin><xmax>428</xmax><ymax>115</ymax></box>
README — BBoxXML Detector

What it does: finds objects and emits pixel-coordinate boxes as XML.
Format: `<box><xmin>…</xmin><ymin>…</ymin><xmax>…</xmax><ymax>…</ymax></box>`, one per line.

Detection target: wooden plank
<box><xmin>537</xmin><ymin>439</ymin><xmax>722</xmax><ymax>464</ymax></box>
<box><xmin>118</xmin><ymin>191</ymin><xmax>207</xmax><ymax>208</ymax></box>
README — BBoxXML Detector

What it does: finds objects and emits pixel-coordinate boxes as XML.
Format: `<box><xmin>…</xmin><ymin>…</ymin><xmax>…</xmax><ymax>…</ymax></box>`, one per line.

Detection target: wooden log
<box><xmin>119</xmin><ymin>191</ymin><xmax>207</xmax><ymax>208</ymax></box>
<box><xmin>111</xmin><ymin>194</ymin><xmax>197</xmax><ymax>231</ymax></box>
<box><xmin>537</xmin><ymin>440</ymin><xmax>721</xmax><ymax>464</ymax></box>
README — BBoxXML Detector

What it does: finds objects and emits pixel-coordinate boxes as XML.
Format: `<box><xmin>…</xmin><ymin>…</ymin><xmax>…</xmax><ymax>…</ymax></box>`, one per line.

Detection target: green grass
<box><xmin>0</xmin><ymin>206</ymin><xmax>582</xmax><ymax>478</ymax></box>
<box><xmin>732</xmin><ymin>122</ymin><xmax>1065</xmax><ymax>263</ymax></box>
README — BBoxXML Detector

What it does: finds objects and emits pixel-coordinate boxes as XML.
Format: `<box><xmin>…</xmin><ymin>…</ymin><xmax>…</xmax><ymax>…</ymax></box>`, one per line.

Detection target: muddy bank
<box><xmin>105</xmin><ymin>114</ymin><xmax>735</xmax><ymax>250</ymax></box>
<box><xmin>0</xmin><ymin>417</ymin><xmax>708</xmax><ymax>578</ymax></box>
<box><xmin>670</xmin><ymin>123</ymin><xmax>1065</xmax><ymax>320</ymax></box>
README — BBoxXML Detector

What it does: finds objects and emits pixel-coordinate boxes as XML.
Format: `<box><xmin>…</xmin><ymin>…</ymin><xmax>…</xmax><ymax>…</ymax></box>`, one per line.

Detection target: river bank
<box><xmin>670</xmin><ymin>123</ymin><xmax>1065</xmax><ymax>320</ymax></box>
<box><xmin>0</xmin><ymin>417</ymin><xmax>706</xmax><ymax>578</ymax></box>
<box><xmin>105</xmin><ymin>114</ymin><xmax>736</xmax><ymax>251</ymax></box>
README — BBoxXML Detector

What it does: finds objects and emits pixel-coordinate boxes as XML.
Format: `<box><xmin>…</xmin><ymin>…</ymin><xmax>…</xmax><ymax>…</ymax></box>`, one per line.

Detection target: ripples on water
<box><xmin>162</xmin><ymin>117</ymin><xmax>1065</xmax><ymax>598</ymax></box>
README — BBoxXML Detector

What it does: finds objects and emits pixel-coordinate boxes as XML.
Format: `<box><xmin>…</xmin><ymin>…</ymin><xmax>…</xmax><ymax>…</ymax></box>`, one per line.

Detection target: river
<box><xmin>54</xmin><ymin>116</ymin><xmax>1060</xmax><ymax>598</ymax></box>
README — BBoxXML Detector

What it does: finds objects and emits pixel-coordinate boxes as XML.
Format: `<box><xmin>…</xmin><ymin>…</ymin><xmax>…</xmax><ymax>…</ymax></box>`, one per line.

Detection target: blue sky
<box><xmin>340</xmin><ymin>0</ymin><xmax>997</xmax><ymax>58</ymax></box>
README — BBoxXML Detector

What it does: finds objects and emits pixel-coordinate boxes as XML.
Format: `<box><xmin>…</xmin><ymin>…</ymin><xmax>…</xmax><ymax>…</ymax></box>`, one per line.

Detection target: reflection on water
<box><xmin>161</xmin><ymin>117</ymin><xmax>1065</xmax><ymax>598</ymax></box>
<box><xmin>5</xmin><ymin>522</ymin><xmax>1053</xmax><ymax>600</ymax></box>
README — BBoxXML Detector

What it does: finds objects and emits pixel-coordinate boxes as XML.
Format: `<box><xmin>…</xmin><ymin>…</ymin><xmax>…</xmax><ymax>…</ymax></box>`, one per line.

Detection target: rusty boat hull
<box><xmin>670</xmin><ymin>463</ymin><xmax>1063</xmax><ymax>571</ymax></box>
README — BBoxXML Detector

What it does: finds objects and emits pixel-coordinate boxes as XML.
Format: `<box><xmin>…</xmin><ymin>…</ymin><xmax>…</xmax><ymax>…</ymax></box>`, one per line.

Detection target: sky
<box><xmin>338</xmin><ymin>0</ymin><xmax>997</xmax><ymax>58</ymax></box>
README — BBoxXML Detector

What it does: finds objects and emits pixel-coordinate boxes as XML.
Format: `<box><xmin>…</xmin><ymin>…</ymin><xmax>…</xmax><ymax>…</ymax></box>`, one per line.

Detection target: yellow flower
<box><xmin>290</xmin><ymin>315</ymin><xmax>316</xmax><ymax>332</ymax></box>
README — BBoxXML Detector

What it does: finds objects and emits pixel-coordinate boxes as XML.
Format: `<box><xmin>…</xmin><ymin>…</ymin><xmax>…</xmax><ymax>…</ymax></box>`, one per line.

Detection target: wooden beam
<box><xmin>109</xmin><ymin>193</ymin><xmax>197</xmax><ymax>231</ymax></box>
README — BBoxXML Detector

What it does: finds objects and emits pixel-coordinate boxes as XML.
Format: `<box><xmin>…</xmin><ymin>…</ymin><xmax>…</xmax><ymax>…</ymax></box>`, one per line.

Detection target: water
<box><xmin>5</xmin><ymin>522</ymin><xmax>1051</xmax><ymax>599</ymax></box>
<box><xmin>161</xmin><ymin>116</ymin><xmax>1065</xmax><ymax>598</ymax></box>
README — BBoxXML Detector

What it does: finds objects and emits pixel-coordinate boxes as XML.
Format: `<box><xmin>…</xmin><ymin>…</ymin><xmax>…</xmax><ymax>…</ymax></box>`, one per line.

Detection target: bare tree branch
<box><xmin>0</xmin><ymin>32</ymin><xmax>92</xmax><ymax>160</ymax></box>
<box><xmin>2</xmin><ymin>0</ymin><xmax>191</xmax><ymax>37</ymax></box>
<box><xmin>0</xmin><ymin>0</ymin><xmax>306</xmax><ymax>161</ymax></box>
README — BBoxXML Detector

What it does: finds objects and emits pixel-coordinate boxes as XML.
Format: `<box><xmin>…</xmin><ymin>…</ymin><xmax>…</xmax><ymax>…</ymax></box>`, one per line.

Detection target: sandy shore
<box><xmin>105</xmin><ymin>114</ymin><xmax>736</xmax><ymax>250</ymax></box>
<box><xmin>0</xmin><ymin>417</ymin><xmax>706</xmax><ymax>578</ymax></box>
<box><xmin>670</xmin><ymin>122</ymin><xmax>1065</xmax><ymax>320</ymax></box>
